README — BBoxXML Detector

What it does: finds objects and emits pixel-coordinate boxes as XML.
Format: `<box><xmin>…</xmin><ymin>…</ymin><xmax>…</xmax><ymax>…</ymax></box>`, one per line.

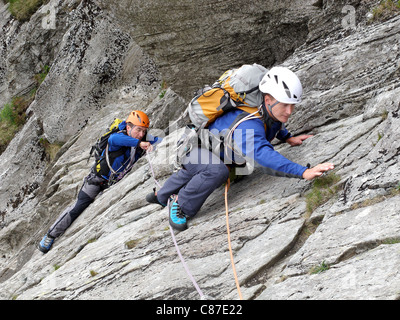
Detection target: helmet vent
<box><xmin>282</xmin><ymin>81</ymin><xmax>291</xmax><ymax>99</ymax></box>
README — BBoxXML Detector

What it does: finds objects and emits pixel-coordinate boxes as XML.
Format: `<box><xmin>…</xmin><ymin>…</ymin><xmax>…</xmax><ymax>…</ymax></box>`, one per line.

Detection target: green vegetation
<box><xmin>381</xmin><ymin>109</ymin><xmax>389</xmax><ymax>120</ymax></box>
<box><xmin>305</xmin><ymin>172</ymin><xmax>341</xmax><ymax>214</ymax></box>
<box><xmin>369</xmin><ymin>0</ymin><xmax>400</xmax><ymax>22</ymax></box>
<box><xmin>0</xmin><ymin>97</ymin><xmax>30</xmax><ymax>127</ymax></box>
<box><xmin>125</xmin><ymin>238</ymin><xmax>142</xmax><ymax>249</ymax></box>
<box><xmin>0</xmin><ymin>65</ymin><xmax>50</xmax><ymax>155</ymax></box>
<box><xmin>5</xmin><ymin>0</ymin><xmax>48</xmax><ymax>21</ymax></box>
<box><xmin>309</xmin><ymin>261</ymin><xmax>330</xmax><ymax>274</ymax></box>
<box><xmin>39</xmin><ymin>138</ymin><xmax>63</xmax><ymax>162</ymax></box>
<box><xmin>89</xmin><ymin>270</ymin><xmax>98</xmax><ymax>277</ymax></box>
<box><xmin>159</xmin><ymin>80</ymin><xmax>168</xmax><ymax>99</ymax></box>
<box><xmin>377</xmin><ymin>131</ymin><xmax>384</xmax><ymax>143</ymax></box>
<box><xmin>34</xmin><ymin>65</ymin><xmax>50</xmax><ymax>85</ymax></box>
<box><xmin>0</xmin><ymin>96</ymin><xmax>33</xmax><ymax>154</ymax></box>
<box><xmin>382</xmin><ymin>237</ymin><xmax>400</xmax><ymax>245</ymax></box>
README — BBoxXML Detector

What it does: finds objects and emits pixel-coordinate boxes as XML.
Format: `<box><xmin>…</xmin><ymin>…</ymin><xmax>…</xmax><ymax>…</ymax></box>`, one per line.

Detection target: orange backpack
<box><xmin>187</xmin><ymin>63</ymin><xmax>268</xmax><ymax>129</ymax></box>
<box><xmin>175</xmin><ymin>64</ymin><xmax>268</xmax><ymax>169</ymax></box>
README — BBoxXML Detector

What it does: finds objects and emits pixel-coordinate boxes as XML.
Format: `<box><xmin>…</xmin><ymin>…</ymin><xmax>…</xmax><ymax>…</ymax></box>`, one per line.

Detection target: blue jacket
<box><xmin>208</xmin><ymin>108</ymin><xmax>308</xmax><ymax>178</ymax></box>
<box><xmin>100</xmin><ymin>121</ymin><xmax>159</xmax><ymax>180</ymax></box>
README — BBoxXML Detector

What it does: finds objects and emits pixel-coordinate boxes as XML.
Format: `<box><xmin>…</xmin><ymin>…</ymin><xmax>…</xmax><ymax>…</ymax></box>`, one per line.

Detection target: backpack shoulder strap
<box><xmin>228</xmin><ymin>108</ymin><xmax>267</xmax><ymax>131</ymax></box>
<box><xmin>105</xmin><ymin>144</ymin><xmax>129</xmax><ymax>176</ymax></box>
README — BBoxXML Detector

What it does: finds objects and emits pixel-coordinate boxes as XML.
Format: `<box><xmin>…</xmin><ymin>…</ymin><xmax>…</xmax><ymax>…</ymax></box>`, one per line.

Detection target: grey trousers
<box><xmin>48</xmin><ymin>173</ymin><xmax>106</xmax><ymax>238</ymax></box>
<box><xmin>157</xmin><ymin>148</ymin><xmax>229</xmax><ymax>217</ymax></box>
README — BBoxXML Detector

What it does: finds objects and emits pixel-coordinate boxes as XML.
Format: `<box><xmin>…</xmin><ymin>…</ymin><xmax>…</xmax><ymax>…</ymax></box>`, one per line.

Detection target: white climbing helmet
<box><xmin>259</xmin><ymin>66</ymin><xmax>303</xmax><ymax>104</ymax></box>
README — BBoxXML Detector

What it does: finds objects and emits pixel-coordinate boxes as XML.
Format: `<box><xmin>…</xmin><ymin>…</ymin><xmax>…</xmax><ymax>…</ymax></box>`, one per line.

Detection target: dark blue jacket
<box><xmin>208</xmin><ymin>108</ymin><xmax>308</xmax><ymax>178</ymax></box>
<box><xmin>100</xmin><ymin>121</ymin><xmax>159</xmax><ymax>180</ymax></box>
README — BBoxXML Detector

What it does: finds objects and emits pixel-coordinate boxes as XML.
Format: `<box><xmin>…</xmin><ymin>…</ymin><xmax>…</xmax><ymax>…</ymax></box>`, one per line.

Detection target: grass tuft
<box><xmin>0</xmin><ymin>65</ymin><xmax>50</xmax><ymax>155</ymax></box>
<box><xmin>6</xmin><ymin>0</ymin><xmax>47</xmax><ymax>21</ymax></box>
<box><xmin>369</xmin><ymin>0</ymin><xmax>400</xmax><ymax>22</ymax></box>
<box><xmin>305</xmin><ymin>172</ymin><xmax>341</xmax><ymax>214</ymax></box>
<box><xmin>309</xmin><ymin>261</ymin><xmax>330</xmax><ymax>274</ymax></box>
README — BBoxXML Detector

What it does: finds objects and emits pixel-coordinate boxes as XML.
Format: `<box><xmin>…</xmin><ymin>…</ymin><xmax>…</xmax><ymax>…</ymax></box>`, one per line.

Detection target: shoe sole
<box><xmin>169</xmin><ymin>213</ymin><xmax>187</xmax><ymax>231</ymax></box>
<box><xmin>37</xmin><ymin>244</ymin><xmax>50</xmax><ymax>254</ymax></box>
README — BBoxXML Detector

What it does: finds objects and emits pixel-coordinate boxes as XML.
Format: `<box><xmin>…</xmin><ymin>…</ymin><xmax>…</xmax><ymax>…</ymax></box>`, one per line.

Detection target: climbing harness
<box><xmin>105</xmin><ymin>145</ymin><xmax>140</xmax><ymax>186</ymax></box>
<box><xmin>224</xmin><ymin>177</ymin><xmax>243</xmax><ymax>300</ymax></box>
<box><xmin>146</xmin><ymin>152</ymin><xmax>206</xmax><ymax>299</ymax></box>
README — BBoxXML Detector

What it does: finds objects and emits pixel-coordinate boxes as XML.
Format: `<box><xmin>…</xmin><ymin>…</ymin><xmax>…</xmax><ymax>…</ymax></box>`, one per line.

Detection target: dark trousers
<box><xmin>48</xmin><ymin>173</ymin><xmax>105</xmax><ymax>238</ymax></box>
<box><xmin>157</xmin><ymin>148</ymin><xmax>229</xmax><ymax>217</ymax></box>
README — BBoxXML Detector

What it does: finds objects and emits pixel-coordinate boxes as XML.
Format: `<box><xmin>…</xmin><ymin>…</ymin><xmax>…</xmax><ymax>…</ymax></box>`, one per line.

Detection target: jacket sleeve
<box><xmin>146</xmin><ymin>133</ymin><xmax>162</xmax><ymax>147</ymax></box>
<box><xmin>234</xmin><ymin>120</ymin><xmax>308</xmax><ymax>179</ymax></box>
<box><xmin>276</xmin><ymin>126</ymin><xmax>292</xmax><ymax>141</ymax></box>
<box><xmin>108</xmin><ymin>132</ymin><xmax>140</xmax><ymax>151</ymax></box>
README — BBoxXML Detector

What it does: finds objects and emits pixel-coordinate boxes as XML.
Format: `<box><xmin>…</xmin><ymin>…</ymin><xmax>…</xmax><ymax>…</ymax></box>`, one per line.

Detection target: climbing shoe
<box><xmin>168</xmin><ymin>195</ymin><xmax>187</xmax><ymax>231</ymax></box>
<box><xmin>146</xmin><ymin>190</ymin><xmax>165</xmax><ymax>207</ymax></box>
<box><xmin>38</xmin><ymin>234</ymin><xmax>55</xmax><ymax>253</ymax></box>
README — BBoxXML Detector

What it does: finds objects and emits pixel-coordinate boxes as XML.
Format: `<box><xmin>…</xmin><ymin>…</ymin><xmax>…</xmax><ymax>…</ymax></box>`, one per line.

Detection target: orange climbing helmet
<box><xmin>126</xmin><ymin>110</ymin><xmax>150</xmax><ymax>128</ymax></box>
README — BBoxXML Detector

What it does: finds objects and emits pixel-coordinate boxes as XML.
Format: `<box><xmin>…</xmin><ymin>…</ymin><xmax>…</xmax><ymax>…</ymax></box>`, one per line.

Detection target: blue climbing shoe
<box><xmin>38</xmin><ymin>234</ymin><xmax>55</xmax><ymax>253</ymax></box>
<box><xmin>168</xmin><ymin>195</ymin><xmax>187</xmax><ymax>231</ymax></box>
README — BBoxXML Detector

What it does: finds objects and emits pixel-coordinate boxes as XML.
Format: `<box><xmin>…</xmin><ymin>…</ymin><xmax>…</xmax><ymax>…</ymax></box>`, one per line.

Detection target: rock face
<box><xmin>95</xmin><ymin>0</ymin><xmax>317</xmax><ymax>100</ymax></box>
<box><xmin>0</xmin><ymin>0</ymin><xmax>399</xmax><ymax>300</ymax></box>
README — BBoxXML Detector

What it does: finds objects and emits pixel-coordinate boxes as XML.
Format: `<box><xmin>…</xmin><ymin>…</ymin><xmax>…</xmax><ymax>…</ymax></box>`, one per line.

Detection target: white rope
<box><xmin>224</xmin><ymin>109</ymin><xmax>261</xmax><ymax>163</ymax></box>
<box><xmin>145</xmin><ymin>151</ymin><xmax>206</xmax><ymax>299</ymax></box>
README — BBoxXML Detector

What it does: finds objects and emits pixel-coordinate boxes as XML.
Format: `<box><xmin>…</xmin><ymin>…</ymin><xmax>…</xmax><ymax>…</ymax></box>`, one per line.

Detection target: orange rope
<box><xmin>224</xmin><ymin>178</ymin><xmax>243</xmax><ymax>300</ymax></box>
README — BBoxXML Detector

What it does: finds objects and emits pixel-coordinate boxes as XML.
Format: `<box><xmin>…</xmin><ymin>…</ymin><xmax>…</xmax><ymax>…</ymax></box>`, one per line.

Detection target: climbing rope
<box><xmin>146</xmin><ymin>151</ymin><xmax>162</xmax><ymax>189</ymax></box>
<box><xmin>224</xmin><ymin>177</ymin><xmax>243</xmax><ymax>300</ymax></box>
<box><xmin>168</xmin><ymin>208</ymin><xmax>206</xmax><ymax>299</ymax></box>
<box><xmin>146</xmin><ymin>151</ymin><xmax>243</xmax><ymax>299</ymax></box>
<box><xmin>224</xmin><ymin>109</ymin><xmax>261</xmax><ymax>164</ymax></box>
<box><xmin>146</xmin><ymin>151</ymin><xmax>206</xmax><ymax>299</ymax></box>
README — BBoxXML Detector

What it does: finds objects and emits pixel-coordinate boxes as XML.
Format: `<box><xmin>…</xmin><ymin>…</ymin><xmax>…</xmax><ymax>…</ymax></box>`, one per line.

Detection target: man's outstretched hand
<box><xmin>140</xmin><ymin>141</ymin><xmax>153</xmax><ymax>152</ymax></box>
<box><xmin>286</xmin><ymin>135</ymin><xmax>314</xmax><ymax>146</ymax></box>
<box><xmin>302</xmin><ymin>163</ymin><xmax>335</xmax><ymax>181</ymax></box>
